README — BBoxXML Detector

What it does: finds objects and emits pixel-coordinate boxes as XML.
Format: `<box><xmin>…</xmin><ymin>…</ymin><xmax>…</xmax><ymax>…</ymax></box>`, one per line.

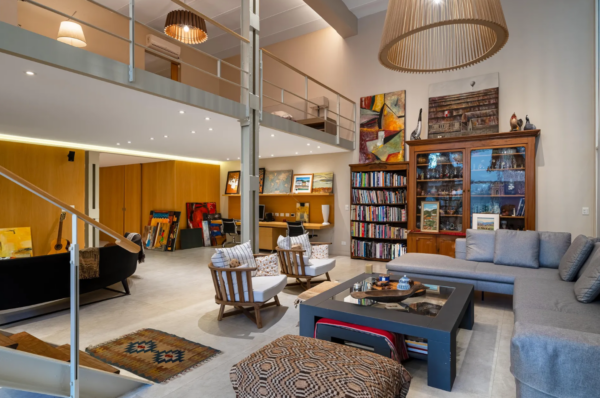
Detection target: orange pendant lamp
<box><xmin>379</xmin><ymin>0</ymin><xmax>509</xmax><ymax>73</ymax></box>
<box><xmin>164</xmin><ymin>10</ymin><xmax>208</xmax><ymax>45</ymax></box>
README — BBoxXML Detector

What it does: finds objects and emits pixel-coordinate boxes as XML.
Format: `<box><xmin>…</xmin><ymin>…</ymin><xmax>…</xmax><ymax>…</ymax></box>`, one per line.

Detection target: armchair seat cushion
<box><xmin>304</xmin><ymin>258</ymin><xmax>335</xmax><ymax>277</ymax></box>
<box><xmin>251</xmin><ymin>275</ymin><xmax>287</xmax><ymax>302</ymax></box>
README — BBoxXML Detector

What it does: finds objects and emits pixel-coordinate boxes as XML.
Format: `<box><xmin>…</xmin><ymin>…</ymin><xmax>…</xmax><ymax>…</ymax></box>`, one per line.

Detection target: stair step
<box><xmin>56</xmin><ymin>344</ymin><xmax>120</xmax><ymax>374</ymax></box>
<box><xmin>9</xmin><ymin>332</ymin><xmax>69</xmax><ymax>362</ymax></box>
<box><xmin>0</xmin><ymin>334</ymin><xmax>17</xmax><ymax>349</ymax></box>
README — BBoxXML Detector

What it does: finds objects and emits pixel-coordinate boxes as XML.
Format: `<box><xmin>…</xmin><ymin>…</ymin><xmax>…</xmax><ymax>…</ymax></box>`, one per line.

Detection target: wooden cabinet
<box><xmin>437</xmin><ymin>235</ymin><xmax>457</xmax><ymax>257</ymax></box>
<box><xmin>408</xmin><ymin>233</ymin><xmax>460</xmax><ymax>258</ymax></box>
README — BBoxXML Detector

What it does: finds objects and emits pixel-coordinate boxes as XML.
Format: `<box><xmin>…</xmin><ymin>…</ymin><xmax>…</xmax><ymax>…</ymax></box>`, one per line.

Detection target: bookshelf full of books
<box><xmin>350</xmin><ymin>162</ymin><xmax>409</xmax><ymax>262</ymax></box>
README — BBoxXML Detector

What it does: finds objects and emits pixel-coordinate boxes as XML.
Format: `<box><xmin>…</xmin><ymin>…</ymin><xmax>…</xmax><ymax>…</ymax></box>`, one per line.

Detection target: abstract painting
<box><xmin>359</xmin><ymin>90</ymin><xmax>406</xmax><ymax>163</ymax></box>
<box><xmin>0</xmin><ymin>227</ymin><xmax>33</xmax><ymax>258</ymax></box>
<box><xmin>312</xmin><ymin>172</ymin><xmax>334</xmax><ymax>194</ymax></box>
<box><xmin>296</xmin><ymin>203</ymin><xmax>309</xmax><ymax>222</ymax></box>
<box><xmin>263</xmin><ymin>170</ymin><xmax>293</xmax><ymax>194</ymax></box>
<box><xmin>225</xmin><ymin>171</ymin><xmax>240</xmax><ymax>194</ymax></box>
<box><xmin>292</xmin><ymin>174</ymin><xmax>313</xmax><ymax>194</ymax></box>
<box><xmin>259</xmin><ymin>168</ymin><xmax>266</xmax><ymax>194</ymax></box>
<box><xmin>186</xmin><ymin>203</ymin><xmax>217</xmax><ymax>229</ymax></box>
<box><xmin>428</xmin><ymin>73</ymin><xmax>499</xmax><ymax>138</ymax></box>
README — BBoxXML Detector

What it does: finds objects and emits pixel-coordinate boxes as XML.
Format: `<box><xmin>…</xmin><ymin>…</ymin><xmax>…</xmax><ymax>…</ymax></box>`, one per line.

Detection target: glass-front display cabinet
<box><xmin>407</xmin><ymin>130</ymin><xmax>540</xmax><ymax>257</ymax></box>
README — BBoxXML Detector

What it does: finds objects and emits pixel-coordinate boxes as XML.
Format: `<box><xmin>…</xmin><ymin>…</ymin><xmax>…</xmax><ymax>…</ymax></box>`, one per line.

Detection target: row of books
<box><xmin>405</xmin><ymin>336</ymin><xmax>428</xmax><ymax>355</ymax></box>
<box><xmin>351</xmin><ymin>239</ymin><xmax>407</xmax><ymax>260</ymax></box>
<box><xmin>516</xmin><ymin>198</ymin><xmax>526</xmax><ymax>216</ymax></box>
<box><xmin>351</xmin><ymin>222</ymin><xmax>408</xmax><ymax>239</ymax></box>
<box><xmin>352</xmin><ymin>172</ymin><xmax>406</xmax><ymax>188</ymax></box>
<box><xmin>351</xmin><ymin>205</ymin><xmax>407</xmax><ymax>222</ymax></box>
<box><xmin>352</xmin><ymin>189</ymin><xmax>406</xmax><ymax>204</ymax></box>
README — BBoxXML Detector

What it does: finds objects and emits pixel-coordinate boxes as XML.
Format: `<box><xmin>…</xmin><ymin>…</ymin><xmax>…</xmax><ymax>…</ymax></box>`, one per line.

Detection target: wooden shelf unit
<box><xmin>407</xmin><ymin>130</ymin><xmax>540</xmax><ymax>258</ymax></box>
<box><xmin>350</xmin><ymin>162</ymin><xmax>409</xmax><ymax>262</ymax></box>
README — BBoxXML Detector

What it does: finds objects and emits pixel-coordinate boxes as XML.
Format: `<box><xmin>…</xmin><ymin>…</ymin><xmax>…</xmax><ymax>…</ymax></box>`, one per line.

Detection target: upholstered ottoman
<box><xmin>230</xmin><ymin>334</ymin><xmax>411</xmax><ymax>398</ymax></box>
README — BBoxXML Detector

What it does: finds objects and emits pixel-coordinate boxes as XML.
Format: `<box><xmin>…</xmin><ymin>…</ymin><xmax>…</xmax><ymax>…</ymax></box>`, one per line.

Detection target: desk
<box><xmin>212</xmin><ymin>221</ymin><xmax>333</xmax><ymax>250</ymax></box>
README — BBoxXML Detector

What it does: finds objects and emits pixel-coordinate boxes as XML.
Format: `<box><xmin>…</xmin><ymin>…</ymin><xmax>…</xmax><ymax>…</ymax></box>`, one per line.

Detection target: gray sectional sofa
<box><xmin>387</xmin><ymin>229</ymin><xmax>600</xmax><ymax>398</ymax></box>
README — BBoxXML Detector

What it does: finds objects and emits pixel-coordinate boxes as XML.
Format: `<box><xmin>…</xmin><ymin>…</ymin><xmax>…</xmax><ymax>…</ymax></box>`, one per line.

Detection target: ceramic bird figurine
<box><xmin>411</xmin><ymin>108</ymin><xmax>423</xmax><ymax>140</ymax></box>
<box><xmin>517</xmin><ymin>118</ymin><xmax>523</xmax><ymax>131</ymax></box>
<box><xmin>524</xmin><ymin>115</ymin><xmax>537</xmax><ymax>130</ymax></box>
<box><xmin>510</xmin><ymin>113</ymin><xmax>519</xmax><ymax>131</ymax></box>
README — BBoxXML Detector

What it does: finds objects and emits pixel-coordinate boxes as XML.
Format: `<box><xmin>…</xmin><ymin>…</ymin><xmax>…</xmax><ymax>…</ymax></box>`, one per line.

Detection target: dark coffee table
<box><xmin>299</xmin><ymin>273</ymin><xmax>474</xmax><ymax>391</ymax></box>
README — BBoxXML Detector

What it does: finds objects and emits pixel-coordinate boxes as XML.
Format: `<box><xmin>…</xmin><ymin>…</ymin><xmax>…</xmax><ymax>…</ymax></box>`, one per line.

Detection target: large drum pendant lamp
<box><xmin>379</xmin><ymin>0</ymin><xmax>509</xmax><ymax>73</ymax></box>
<box><xmin>164</xmin><ymin>10</ymin><xmax>208</xmax><ymax>45</ymax></box>
<box><xmin>57</xmin><ymin>20</ymin><xmax>87</xmax><ymax>48</ymax></box>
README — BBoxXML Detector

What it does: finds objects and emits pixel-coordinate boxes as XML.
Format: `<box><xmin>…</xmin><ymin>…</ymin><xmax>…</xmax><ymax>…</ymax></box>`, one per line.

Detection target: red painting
<box><xmin>186</xmin><ymin>203</ymin><xmax>217</xmax><ymax>229</ymax></box>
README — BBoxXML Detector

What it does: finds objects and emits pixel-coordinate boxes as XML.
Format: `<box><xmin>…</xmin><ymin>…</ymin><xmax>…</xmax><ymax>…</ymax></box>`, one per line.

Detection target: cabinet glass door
<box><xmin>470</xmin><ymin>147</ymin><xmax>526</xmax><ymax>230</ymax></box>
<box><xmin>415</xmin><ymin>151</ymin><xmax>465</xmax><ymax>232</ymax></box>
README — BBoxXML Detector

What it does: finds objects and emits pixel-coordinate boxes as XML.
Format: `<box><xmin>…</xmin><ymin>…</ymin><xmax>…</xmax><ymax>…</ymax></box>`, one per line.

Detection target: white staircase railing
<box><xmin>0</xmin><ymin>164</ymin><xmax>140</xmax><ymax>398</ymax></box>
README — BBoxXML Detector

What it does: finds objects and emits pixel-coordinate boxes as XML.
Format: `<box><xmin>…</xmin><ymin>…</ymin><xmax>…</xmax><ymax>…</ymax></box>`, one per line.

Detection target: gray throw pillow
<box><xmin>574</xmin><ymin>244</ymin><xmax>600</xmax><ymax>303</ymax></box>
<box><xmin>493</xmin><ymin>230</ymin><xmax>540</xmax><ymax>268</ymax></box>
<box><xmin>559</xmin><ymin>235</ymin><xmax>593</xmax><ymax>281</ymax></box>
<box><xmin>465</xmin><ymin>229</ymin><xmax>495</xmax><ymax>262</ymax></box>
<box><xmin>577</xmin><ymin>242</ymin><xmax>600</xmax><ymax>279</ymax></box>
<box><xmin>539</xmin><ymin>232</ymin><xmax>572</xmax><ymax>268</ymax></box>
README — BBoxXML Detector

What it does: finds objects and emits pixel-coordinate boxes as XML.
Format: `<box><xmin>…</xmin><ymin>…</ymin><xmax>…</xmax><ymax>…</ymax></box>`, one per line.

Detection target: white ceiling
<box><xmin>0</xmin><ymin>52</ymin><xmax>346</xmax><ymax>162</ymax></box>
<box><xmin>94</xmin><ymin>1</ymin><xmax>388</xmax><ymax>59</ymax></box>
<box><xmin>100</xmin><ymin>153</ymin><xmax>164</xmax><ymax>167</ymax></box>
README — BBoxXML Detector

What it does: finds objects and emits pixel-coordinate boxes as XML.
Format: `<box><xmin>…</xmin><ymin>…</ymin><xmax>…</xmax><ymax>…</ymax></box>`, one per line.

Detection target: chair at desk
<box><xmin>222</xmin><ymin>219</ymin><xmax>241</xmax><ymax>247</ymax></box>
<box><xmin>286</xmin><ymin>221</ymin><xmax>305</xmax><ymax>237</ymax></box>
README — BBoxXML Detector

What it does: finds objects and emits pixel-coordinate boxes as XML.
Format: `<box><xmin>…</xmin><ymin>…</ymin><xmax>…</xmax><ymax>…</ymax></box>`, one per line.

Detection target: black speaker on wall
<box><xmin>180</xmin><ymin>228</ymin><xmax>204</xmax><ymax>250</ymax></box>
<box><xmin>67</xmin><ymin>151</ymin><xmax>75</xmax><ymax>162</ymax></box>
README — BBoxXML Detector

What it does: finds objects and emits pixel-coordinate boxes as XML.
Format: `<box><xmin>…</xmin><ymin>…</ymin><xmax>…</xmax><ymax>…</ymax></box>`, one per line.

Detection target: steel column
<box><xmin>70</xmin><ymin>214</ymin><xmax>80</xmax><ymax>398</ymax></box>
<box><xmin>240</xmin><ymin>0</ymin><xmax>260</xmax><ymax>252</ymax></box>
<box><xmin>129</xmin><ymin>0</ymin><xmax>135</xmax><ymax>82</ymax></box>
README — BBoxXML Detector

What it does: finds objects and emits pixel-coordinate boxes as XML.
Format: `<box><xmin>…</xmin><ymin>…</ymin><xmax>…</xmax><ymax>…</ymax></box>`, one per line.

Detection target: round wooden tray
<box><xmin>350</xmin><ymin>281</ymin><xmax>427</xmax><ymax>303</ymax></box>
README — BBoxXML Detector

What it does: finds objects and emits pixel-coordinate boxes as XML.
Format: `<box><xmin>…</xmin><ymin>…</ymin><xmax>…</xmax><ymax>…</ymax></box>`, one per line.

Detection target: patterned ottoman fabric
<box><xmin>230</xmin><ymin>335</ymin><xmax>411</xmax><ymax>398</ymax></box>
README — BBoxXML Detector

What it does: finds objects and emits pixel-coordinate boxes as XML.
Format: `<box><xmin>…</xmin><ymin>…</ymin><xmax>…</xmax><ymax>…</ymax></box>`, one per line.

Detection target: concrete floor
<box><xmin>0</xmin><ymin>248</ymin><xmax>516</xmax><ymax>398</ymax></box>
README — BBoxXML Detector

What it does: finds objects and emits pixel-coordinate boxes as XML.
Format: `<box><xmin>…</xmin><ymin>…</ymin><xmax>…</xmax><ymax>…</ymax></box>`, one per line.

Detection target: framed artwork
<box><xmin>225</xmin><ymin>171</ymin><xmax>240</xmax><ymax>194</ymax></box>
<box><xmin>296</xmin><ymin>203</ymin><xmax>309</xmax><ymax>222</ymax></box>
<box><xmin>292</xmin><ymin>174</ymin><xmax>313</xmax><ymax>194</ymax></box>
<box><xmin>263</xmin><ymin>170</ymin><xmax>293</xmax><ymax>194</ymax></box>
<box><xmin>421</xmin><ymin>201</ymin><xmax>440</xmax><ymax>233</ymax></box>
<box><xmin>359</xmin><ymin>90</ymin><xmax>406</xmax><ymax>163</ymax></box>
<box><xmin>428</xmin><ymin>73</ymin><xmax>499</xmax><ymax>138</ymax></box>
<box><xmin>473</xmin><ymin>214</ymin><xmax>500</xmax><ymax>231</ymax></box>
<box><xmin>312</xmin><ymin>172</ymin><xmax>334</xmax><ymax>194</ymax></box>
<box><xmin>0</xmin><ymin>227</ymin><xmax>33</xmax><ymax>258</ymax></box>
<box><xmin>259</xmin><ymin>168</ymin><xmax>266</xmax><ymax>194</ymax></box>
<box><xmin>186</xmin><ymin>202</ymin><xmax>216</xmax><ymax>229</ymax></box>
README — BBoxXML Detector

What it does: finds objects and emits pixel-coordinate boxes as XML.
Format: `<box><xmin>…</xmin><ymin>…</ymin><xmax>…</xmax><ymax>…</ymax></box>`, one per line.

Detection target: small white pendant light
<box><xmin>57</xmin><ymin>13</ymin><xmax>87</xmax><ymax>48</ymax></box>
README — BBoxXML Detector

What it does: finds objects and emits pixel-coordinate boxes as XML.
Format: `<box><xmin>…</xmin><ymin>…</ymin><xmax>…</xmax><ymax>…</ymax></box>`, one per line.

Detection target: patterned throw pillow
<box><xmin>213</xmin><ymin>241</ymin><xmax>257</xmax><ymax>277</ymax></box>
<box><xmin>311</xmin><ymin>245</ymin><xmax>329</xmax><ymax>259</ymax></box>
<box><xmin>255</xmin><ymin>254</ymin><xmax>280</xmax><ymax>277</ymax></box>
<box><xmin>290</xmin><ymin>233</ymin><xmax>312</xmax><ymax>258</ymax></box>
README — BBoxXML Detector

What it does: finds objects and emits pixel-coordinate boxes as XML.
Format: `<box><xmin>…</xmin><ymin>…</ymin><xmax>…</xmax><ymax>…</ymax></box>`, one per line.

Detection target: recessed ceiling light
<box><xmin>271</xmin><ymin>134</ymin><xmax>275</xmax><ymax>137</ymax></box>
<box><xmin>191</xmin><ymin>131</ymin><xmax>196</xmax><ymax>134</ymax></box>
<box><xmin>271</xmin><ymin>154</ymin><xmax>274</xmax><ymax>157</ymax></box>
<box><xmin>310</xmin><ymin>151</ymin><xmax>313</xmax><ymax>153</ymax></box>
<box><xmin>295</xmin><ymin>152</ymin><xmax>298</xmax><ymax>155</ymax></box>
<box><xmin>237</xmin><ymin>157</ymin><xmax>240</xmax><ymax>160</ymax></box>
<box><xmin>151</xmin><ymin>137</ymin><xmax>154</xmax><ymax>140</ymax></box>
<box><xmin>205</xmin><ymin>117</ymin><xmax>210</xmax><ymax>121</ymax></box>
<box><xmin>179</xmin><ymin>110</ymin><xmax>184</xmax><ymax>114</ymax></box>
<box><xmin>116</xmin><ymin>143</ymin><xmax>120</xmax><ymax>146</ymax></box>
<box><xmin>317</xmin><ymin>146</ymin><xmax>321</xmax><ymax>149</ymax></box>
<box><xmin>127</xmin><ymin>141</ymin><xmax>131</xmax><ymax>144</ymax></box>
<box><xmin>209</xmin><ymin>128</ymin><xmax>213</xmax><ymax>131</ymax></box>
<box><xmin>227</xmin><ymin>158</ymin><xmax>230</xmax><ymax>160</ymax></box>
<box><xmin>25</xmin><ymin>71</ymin><xmax>35</xmax><ymax>76</ymax></box>
<box><xmin>164</xmin><ymin>135</ymin><xmax>168</xmax><ymax>138</ymax></box>
<box><xmin>259</xmin><ymin>155</ymin><xmax>262</xmax><ymax>158</ymax></box>
<box><xmin>307</xmin><ymin>143</ymin><xmax>310</xmax><ymax>146</ymax></box>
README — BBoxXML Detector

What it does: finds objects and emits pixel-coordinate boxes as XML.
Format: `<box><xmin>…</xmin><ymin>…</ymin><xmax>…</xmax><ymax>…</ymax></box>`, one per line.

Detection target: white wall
<box><xmin>0</xmin><ymin>0</ymin><xmax>18</xmax><ymax>25</ymax></box>
<box><xmin>222</xmin><ymin>0</ymin><xmax>597</xmax><ymax>255</ymax></box>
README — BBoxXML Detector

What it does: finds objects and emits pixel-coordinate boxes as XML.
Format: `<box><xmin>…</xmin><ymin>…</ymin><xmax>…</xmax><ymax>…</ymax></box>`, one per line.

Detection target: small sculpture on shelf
<box><xmin>410</xmin><ymin>109</ymin><xmax>423</xmax><ymax>140</ymax></box>
<box><xmin>524</xmin><ymin>115</ymin><xmax>537</xmax><ymax>130</ymax></box>
<box><xmin>510</xmin><ymin>113</ymin><xmax>520</xmax><ymax>131</ymax></box>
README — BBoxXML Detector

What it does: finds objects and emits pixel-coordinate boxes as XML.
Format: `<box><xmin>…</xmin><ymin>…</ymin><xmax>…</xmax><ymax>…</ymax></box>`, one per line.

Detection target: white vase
<box><xmin>322</xmin><ymin>204</ymin><xmax>330</xmax><ymax>225</ymax></box>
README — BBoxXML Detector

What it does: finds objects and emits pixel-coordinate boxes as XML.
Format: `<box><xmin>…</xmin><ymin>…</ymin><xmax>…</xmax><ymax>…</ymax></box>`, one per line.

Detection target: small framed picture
<box><xmin>292</xmin><ymin>174</ymin><xmax>314</xmax><ymax>194</ymax></box>
<box><xmin>225</xmin><ymin>171</ymin><xmax>240</xmax><ymax>195</ymax></box>
<box><xmin>421</xmin><ymin>201</ymin><xmax>440</xmax><ymax>233</ymax></box>
<box><xmin>259</xmin><ymin>168</ymin><xmax>266</xmax><ymax>194</ymax></box>
<box><xmin>473</xmin><ymin>214</ymin><xmax>500</xmax><ymax>230</ymax></box>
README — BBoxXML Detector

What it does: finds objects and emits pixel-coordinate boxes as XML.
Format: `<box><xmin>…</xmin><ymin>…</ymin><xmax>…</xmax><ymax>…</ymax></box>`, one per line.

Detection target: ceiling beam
<box><xmin>303</xmin><ymin>0</ymin><xmax>358</xmax><ymax>38</ymax></box>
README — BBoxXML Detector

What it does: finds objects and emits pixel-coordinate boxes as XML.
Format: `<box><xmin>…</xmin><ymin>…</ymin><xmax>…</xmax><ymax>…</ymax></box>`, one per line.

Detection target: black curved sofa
<box><xmin>0</xmin><ymin>245</ymin><xmax>137</xmax><ymax>311</ymax></box>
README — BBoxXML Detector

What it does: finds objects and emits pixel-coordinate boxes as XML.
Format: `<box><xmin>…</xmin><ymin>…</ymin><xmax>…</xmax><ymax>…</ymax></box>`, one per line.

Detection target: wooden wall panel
<box><xmin>123</xmin><ymin>164</ymin><xmax>142</xmax><ymax>234</ymax></box>
<box><xmin>141</xmin><ymin>161</ymin><xmax>177</xmax><ymax>226</ymax></box>
<box><xmin>99</xmin><ymin>166</ymin><xmax>125</xmax><ymax>242</ymax></box>
<box><xmin>0</xmin><ymin>142</ymin><xmax>85</xmax><ymax>256</ymax></box>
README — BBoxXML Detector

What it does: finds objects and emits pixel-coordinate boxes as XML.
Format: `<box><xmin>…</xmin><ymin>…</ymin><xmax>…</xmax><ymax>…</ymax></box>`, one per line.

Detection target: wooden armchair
<box><xmin>208</xmin><ymin>254</ymin><xmax>286</xmax><ymax>329</ymax></box>
<box><xmin>276</xmin><ymin>242</ymin><xmax>335</xmax><ymax>290</ymax></box>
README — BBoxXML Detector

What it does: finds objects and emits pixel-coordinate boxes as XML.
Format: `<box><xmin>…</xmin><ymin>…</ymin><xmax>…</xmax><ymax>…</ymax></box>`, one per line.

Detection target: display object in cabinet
<box><xmin>350</xmin><ymin>162</ymin><xmax>409</xmax><ymax>262</ymax></box>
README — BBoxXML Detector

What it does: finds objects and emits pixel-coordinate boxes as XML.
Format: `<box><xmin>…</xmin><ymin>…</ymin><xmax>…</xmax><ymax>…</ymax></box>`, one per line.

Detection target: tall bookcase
<box><xmin>349</xmin><ymin>162</ymin><xmax>409</xmax><ymax>262</ymax></box>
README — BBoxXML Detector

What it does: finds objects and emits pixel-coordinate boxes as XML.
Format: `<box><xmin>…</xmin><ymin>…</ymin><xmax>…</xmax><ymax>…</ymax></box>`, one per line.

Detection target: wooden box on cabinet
<box><xmin>407</xmin><ymin>232</ymin><xmax>462</xmax><ymax>258</ymax></box>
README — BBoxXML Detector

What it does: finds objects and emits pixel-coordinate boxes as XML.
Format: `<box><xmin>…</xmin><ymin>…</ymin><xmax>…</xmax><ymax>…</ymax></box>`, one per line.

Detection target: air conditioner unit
<box><xmin>146</xmin><ymin>35</ymin><xmax>181</xmax><ymax>59</ymax></box>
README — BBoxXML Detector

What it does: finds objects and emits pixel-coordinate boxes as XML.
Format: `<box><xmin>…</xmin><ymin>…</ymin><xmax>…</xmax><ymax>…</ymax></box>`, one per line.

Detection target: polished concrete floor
<box><xmin>0</xmin><ymin>248</ymin><xmax>516</xmax><ymax>398</ymax></box>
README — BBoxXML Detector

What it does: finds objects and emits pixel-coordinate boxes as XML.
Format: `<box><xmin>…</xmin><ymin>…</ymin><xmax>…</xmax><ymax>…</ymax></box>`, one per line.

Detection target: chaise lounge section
<box><xmin>387</xmin><ymin>229</ymin><xmax>600</xmax><ymax>398</ymax></box>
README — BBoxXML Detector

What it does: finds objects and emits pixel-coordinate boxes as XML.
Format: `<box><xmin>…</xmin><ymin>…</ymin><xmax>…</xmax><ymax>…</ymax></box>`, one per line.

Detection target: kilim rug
<box><xmin>85</xmin><ymin>329</ymin><xmax>221</xmax><ymax>383</ymax></box>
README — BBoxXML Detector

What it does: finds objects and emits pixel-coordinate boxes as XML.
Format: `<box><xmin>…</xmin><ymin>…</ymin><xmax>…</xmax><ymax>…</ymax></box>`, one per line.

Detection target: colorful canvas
<box><xmin>0</xmin><ymin>227</ymin><xmax>33</xmax><ymax>258</ymax></box>
<box><xmin>154</xmin><ymin>223</ymin><xmax>169</xmax><ymax>251</ymax></box>
<box><xmin>312</xmin><ymin>172</ymin><xmax>334</xmax><ymax>194</ymax></box>
<box><xmin>259</xmin><ymin>168</ymin><xmax>266</xmax><ymax>194</ymax></box>
<box><xmin>225</xmin><ymin>171</ymin><xmax>240</xmax><ymax>194</ymax></box>
<box><xmin>165</xmin><ymin>212</ymin><xmax>181</xmax><ymax>252</ymax></box>
<box><xmin>293</xmin><ymin>174</ymin><xmax>313</xmax><ymax>194</ymax></box>
<box><xmin>202</xmin><ymin>220</ymin><xmax>212</xmax><ymax>247</ymax></box>
<box><xmin>263</xmin><ymin>170</ymin><xmax>293</xmax><ymax>194</ymax></box>
<box><xmin>360</xmin><ymin>90</ymin><xmax>406</xmax><ymax>163</ymax></box>
<box><xmin>186</xmin><ymin>203</ymin><xmax>217</xmax><ymax>229</ymax></box>
<box><xmin>86</xmin><ymin>329</ymin><xmax>221</xmax><ymax>384</ymax></box>
<box><xmin>428</xmin><ymin>73</ymin><xmax>499</xmax><ymax>138</ymax></box>
<box><xmin>144</xmin><ymin>226</ymin><xmax>156</xmax><ymax>250</ymax></box>
<box><xmin>147</xmin><ymin>211</ymin><xmax>180</xmax><ymax>251</ymax></box>
<box><xmin>296</xmin><ymin>203</ymin><xmax>309</xmax><ymax>222</ymax></box>
<box><xmin>421</xmin><ymin>202</ymin><xmax>439</xmax><ymax>232</ymax></box>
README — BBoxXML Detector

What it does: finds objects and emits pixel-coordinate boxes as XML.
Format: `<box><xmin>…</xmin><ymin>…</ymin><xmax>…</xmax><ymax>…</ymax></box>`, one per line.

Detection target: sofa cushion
<box><xmin>304</xmin><ymin>258</ymin><xmax>335</xmax><ymax>277</ymax></box>
<box><xmin>514</xmin><ymin>277</ymin><xmax>600</xmax><ymax>315</ymax></box>
<box><xmin>514</xmin><ymin>307</ymin><xmax>600</xmax><ymax>334</ymax></box>
<box><xmin>465</xmin><ymin>229</ymin><xmax>495</xmax><ymax>262</ymax></box>
<box><xmin>559</xmin><ymin>235</ymin><xmax>593</xmax><ymax>281</ymax></box>
<box><xmin>577</xmin><ymin>242</ymin><xmax>600</xmax><ymax>279</ymax></box>
<box><xmin>387</xmin><ymin>254</ymin><xmax>478</xmax><ymax>279</ymax></box>
<box><xmin>574</xmin><ymin>245</ymin><xmax>600</xmax><ymax>303</ymax></box>
<box><xmin>493</xmin><ymin>230</ymin><xmax>540</xmax><ymax>268</ymax></box>
<box><xmin>255</xmin><ymin>254</ymin><xmax>279</xmax><ymax>277</ymax></box>
<box><xmin>251</xmin><ymin>275</ymin><xmax>287</xmax><ymax>302</ymax></box>
<box><xmin>213</xmin><ymin>241</ymin><xmax>257</xmax><ymax>276</ymax></box>
<box><xmin>475</xmin><ymin>263</ymin><xmax>558</xmax><ymax>284</ymax></box>
<box><xmin>539</xmin><ymin>231</ymin><xmax>572</xmax><ymax>268</ymax></box>
<box><xmin>455</xmin><ymin>238</ymin><xmax>466</xmax><ymax>260</ymax></box>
